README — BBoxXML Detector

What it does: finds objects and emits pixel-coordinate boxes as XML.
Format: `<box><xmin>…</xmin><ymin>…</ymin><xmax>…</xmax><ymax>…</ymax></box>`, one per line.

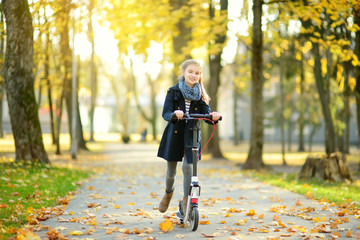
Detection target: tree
<box><xmin>56</xmin><ymin>0</ymin><xmax>87</xmax><ymax>151</ymax></box>
<box><xmin>169</xmin><ymin>0</ymin><xmax>192</xmax><ymax>84</ymax></box>
<box><xmin>87</xmin><ymin>0</ymin><xmax>97</xmax><ymax>142</ymax></box>
<box><xmin>0</xmin><ymin>7</ymin><xmax>5</xmax><ymax>138</ymax></box>
<box><xmin>354</xmin><ymin>4</ymin><xmax>360</xmax><ymax>169</ymax></box>
<box><xmin>207</xmin><ymin>0</ymin><xmax>228</xmax><ymax>159</ymax></box>
<box><xmin>3</xmin><ymin>0</ymin><xmax>49</xmax><ymax>163</ymax></box>
<box><xmin>243</xmin><ymin>0</ymin><xmax>265</xmax><ymax>169</ymax></box>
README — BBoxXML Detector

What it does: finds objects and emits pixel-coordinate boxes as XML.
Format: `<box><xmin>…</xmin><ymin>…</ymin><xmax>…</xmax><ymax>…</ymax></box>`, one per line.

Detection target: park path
<box><xmin>37</xmin><ymin>143</ymin><xmax>359</xmax><ymax>240</ymax></box>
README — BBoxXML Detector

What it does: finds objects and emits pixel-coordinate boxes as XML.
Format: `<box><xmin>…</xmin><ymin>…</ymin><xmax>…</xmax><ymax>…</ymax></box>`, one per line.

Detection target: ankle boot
<box><xmin>182</xmin><ymin>196</ymin><xmax>188</xmax><ymax>215</ymax></box>
<box><xmin>159</xmin><ymin>189</ymin><xmax>174</xmax><ymax>213</ymax></box>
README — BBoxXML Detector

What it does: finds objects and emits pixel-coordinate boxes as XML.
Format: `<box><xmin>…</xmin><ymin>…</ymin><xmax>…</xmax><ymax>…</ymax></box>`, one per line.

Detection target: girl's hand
<box><xmin>174</xmin><ymin>110</ymin><xmax>184</xmax><ymax>119</ymax></box>
<box><xmin>210</xmin><ymin>112</ymin><xmax>221</xmax><ymax>121</ymax></box>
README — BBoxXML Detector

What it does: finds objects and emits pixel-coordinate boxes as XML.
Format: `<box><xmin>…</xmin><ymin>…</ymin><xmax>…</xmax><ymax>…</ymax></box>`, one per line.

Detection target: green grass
<box><xmin>0</xmin><ymin>162</ymin><xmax>92</xmax><ymax>239</ymax></box>
<box><xmin>249</xmin><ymin>170</ymin><xmax>360</xmax><ymax>207</ymax></box>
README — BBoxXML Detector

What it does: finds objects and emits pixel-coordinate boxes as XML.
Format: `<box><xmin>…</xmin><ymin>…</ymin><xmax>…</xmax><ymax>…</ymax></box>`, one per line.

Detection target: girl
<box><xmin>157</xmin><ymin>59</ymin><xmax>221</xmax><ymax>215</ymax></box>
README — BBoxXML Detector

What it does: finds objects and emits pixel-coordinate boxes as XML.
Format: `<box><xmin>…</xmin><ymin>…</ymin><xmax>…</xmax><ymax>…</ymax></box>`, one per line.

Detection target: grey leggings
<box><xmin>165</xmin><ymin>157</ymin><xmax>192</xmax><ymax>197</ymax></box>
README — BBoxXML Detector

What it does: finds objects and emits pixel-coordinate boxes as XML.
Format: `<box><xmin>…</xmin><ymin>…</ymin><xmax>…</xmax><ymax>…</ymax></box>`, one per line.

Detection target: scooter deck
<box><xmin>176</xmin><ymin>211</ymin><xmax>184</xmax><ymax>220</ymax></box>
<box><xmin>176</xmin><ymin>200</ymin><xmax>185</xmax><ymax>220</ymax></box>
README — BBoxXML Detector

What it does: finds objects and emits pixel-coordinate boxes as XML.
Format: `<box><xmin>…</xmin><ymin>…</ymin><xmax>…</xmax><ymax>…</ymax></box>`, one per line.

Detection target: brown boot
<box><xmin>159</xmin><ymin>189</ymin><xmax>174</xmax><ymax>213</ymax></box>
<box><xmin>182</xmin><ymin>196</ymin><xmax>188</xmax><ymax>215</ymax></box>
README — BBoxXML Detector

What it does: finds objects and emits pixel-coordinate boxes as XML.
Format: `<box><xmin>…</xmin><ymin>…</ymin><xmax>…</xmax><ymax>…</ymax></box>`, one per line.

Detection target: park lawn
<box><xmin>247</xmin><ymin>170</ymin><xmax>360</xmax><ymax>208</ymax></box>
<box><xmin>0</xmin><ymin>162</ymin><xmax>92</xmax><ymax>239</ymax></box>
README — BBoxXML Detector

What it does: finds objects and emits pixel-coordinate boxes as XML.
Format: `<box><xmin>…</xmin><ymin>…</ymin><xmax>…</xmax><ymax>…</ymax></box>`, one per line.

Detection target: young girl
<box><xmin>157</xmin><ymin>59</ymin><xmax>221</xmax><ymax>215</ymax></box>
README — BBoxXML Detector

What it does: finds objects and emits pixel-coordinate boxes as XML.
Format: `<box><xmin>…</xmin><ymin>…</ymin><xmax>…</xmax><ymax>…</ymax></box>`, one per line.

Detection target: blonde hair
<box><xmin>180</xmin><ymin>59</ymin><xmax>210</xmax><ymax>104</ymax></box>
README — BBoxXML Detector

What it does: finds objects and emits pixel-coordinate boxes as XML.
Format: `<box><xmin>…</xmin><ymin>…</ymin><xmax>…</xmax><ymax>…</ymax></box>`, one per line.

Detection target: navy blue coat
<box><xmin>157</xmin><ymin>83</ymin><xmax>212</xmax><ymax>163</ymax></box>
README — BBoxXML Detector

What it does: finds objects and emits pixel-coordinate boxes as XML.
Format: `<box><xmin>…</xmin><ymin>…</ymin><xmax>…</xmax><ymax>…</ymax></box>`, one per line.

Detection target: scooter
<box><xmin>172</xmin><ymin>113</ymin><xmax>222</xmax><ymax>231</ymax></box>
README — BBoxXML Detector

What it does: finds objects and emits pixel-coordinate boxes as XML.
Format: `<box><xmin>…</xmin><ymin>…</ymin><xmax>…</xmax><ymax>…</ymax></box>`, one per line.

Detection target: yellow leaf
<box><xmin>16</xmin><ymin>229</ymin><xmax>41</xmax><ymax>240</ymax></box>
<box><xmin>159</xmin><ymin>219</ymin><xmax>173</xmax><ymax>232</ymax></box>
<box><xmin>68</xmin><ymin>230</ymin><xmax>84</xmax><ymax>236</ymax></box>
<box><xmin>245</xmin><ymin>209</ymin><xmax>256</xmax><ymax>216</ymax></box>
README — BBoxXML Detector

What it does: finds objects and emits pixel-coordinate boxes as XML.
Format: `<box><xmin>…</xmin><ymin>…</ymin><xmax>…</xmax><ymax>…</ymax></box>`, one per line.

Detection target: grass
<box><xmin>246</xmin><ymin>170</ymin><xmax>360</xmax><ymax>208</ymax></box>
<box><xmin>0</xmin><ymin>162</ymin><xmax>92</xmax><ymax>239</ymax></box>
<box><xmin>221</xmin><ymin>140</ymin><xmax>360</xmax><ymax>208</ymax></box>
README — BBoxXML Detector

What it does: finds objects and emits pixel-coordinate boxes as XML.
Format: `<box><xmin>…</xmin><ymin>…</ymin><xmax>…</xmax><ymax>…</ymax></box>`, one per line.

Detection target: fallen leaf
<box><xmin>245</xmin><ymin>209</ymin><xmax>256</xmax><ymax>216</ymax></box>
<box><xmin>201</xmin><ymin>233</ymin><xmax>214</xmax><ymax>238</ymax></box>
<box><xmin>0</xmin><ymin>203</ymin><xmax>8</xmax><ymax>208</ymax></box>
<box><xmin>175</xmin><ymin>234</ymin><xmax>186</xmax><ymax>238</ymax></box>
<box><xmin>159</xmin><ymin>219</ymin><xmax>173</xmax><ymax>232</ymax></box>
<box><xmin>68</xmin><ymin>230</ymin><xmax>84</xmax><ymax>236</ymax></box>
<box><xmin>345</xmin><ymin>230</ymin><xmax>353</xmax><ymax>237</ymax></box>
<box><xmin>199</xmin><ymin>220</ymin><xmax>210</xmax><ymax>225</ymax></box>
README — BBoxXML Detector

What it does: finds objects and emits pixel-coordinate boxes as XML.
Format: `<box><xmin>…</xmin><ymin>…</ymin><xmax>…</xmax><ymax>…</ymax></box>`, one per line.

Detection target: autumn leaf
<box><xmin>159</xmin><ymin>219</ymin><xmax>173</xmax><ymax>232</ymax></box>
<box><xmin>345</xmin><ymin>230</ymin><xmax>353</xmax><ymax>237</ymax></box>
<box><xmin>0</xmin><ymin>203</ymin><xmax>8</xmax><ymax>208</ymax></box>
<box><xmin>234</xmin><ymin>219</ymin><xmax>247</xmax><ymax>225</ymax></box>
<box><xmin>201</xmin><ymin>233</ymin><xmax>215</xmax><ymax>238</ymax></box>
<box><xmin>46</xmin><ymin>229</ymin><xmax>66</xmax><ymax>240</ymax></box>
<box><xmin>245</xmin><ymin>209</ymin><xmax>256</xmax><ymax>216</ymax></box>
<box><xmin>68</xmin><ymin>230</ymin><xmax>84</xmax><ymax>236</ymax></box>
<box><xmin>199</xmin><ymin>220</ymin><xmax>210</xmax><ymax>225</ymax></box>
<box><xmin>16</xmin><ymin>228</ymin><xmax>41</xmax><ymax>240</ymax></box>
<box><xmin>175</xmin><ymin>234</ymin><xmax>186</xmax><ymax>238</ymax></box>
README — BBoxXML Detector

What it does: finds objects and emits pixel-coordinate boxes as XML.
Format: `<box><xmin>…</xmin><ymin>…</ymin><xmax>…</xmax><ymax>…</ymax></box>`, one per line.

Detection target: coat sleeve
<box><xmin>162</xmin><ymin>88</ymin><xmax>176</xmax><ymax>122</ymax></box>
<box><xmin>199</xmin><ymin>100</ymin><xmax>219</xmax><ymax>125</ymax></box>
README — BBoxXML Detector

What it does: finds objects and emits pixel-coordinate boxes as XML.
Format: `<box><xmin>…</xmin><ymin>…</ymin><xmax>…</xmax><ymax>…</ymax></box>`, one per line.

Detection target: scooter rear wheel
<box><xmin>189</xmin><ymin>206</ymin><xmax>199</xmax><ymax>231</ymax></box>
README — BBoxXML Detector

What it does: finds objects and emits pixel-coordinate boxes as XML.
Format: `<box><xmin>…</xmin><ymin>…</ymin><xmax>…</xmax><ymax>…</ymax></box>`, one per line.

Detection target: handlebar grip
<box><xmin>171</xmin><ymin>113</ymin><xmax>177</xmax><ymax>121</ymax></box>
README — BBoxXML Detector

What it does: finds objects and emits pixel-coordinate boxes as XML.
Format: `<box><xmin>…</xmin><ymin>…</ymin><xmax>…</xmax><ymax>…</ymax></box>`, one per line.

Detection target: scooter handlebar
<box><xmin>171</xmin><ymin>113</ymin><xmax>222</xmax><ymax>121</ymax></box>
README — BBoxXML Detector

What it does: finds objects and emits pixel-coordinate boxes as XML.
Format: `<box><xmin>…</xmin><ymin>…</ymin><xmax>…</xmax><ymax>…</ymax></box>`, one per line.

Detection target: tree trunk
<box><xmin>43</xmin><ymin>15</ymin><xmax>55</xmax><ymax>145</ymax></box>
<box><xmin>353</xmin><ymin>4</ymin><xmax>360</xmax><ymax>171</ymax></box>
<box><xmin>207</xmin><ymin>0</ymin><xmax>227</xmax><ymax>159</ymax></box>
<box><xmin>311</xmin><ymin>43</ymin><xmax>337</xmax><ymax>153</ymax></box>
<box><xmin>88</xmin><ymin>0</ymin><xmax>97</xmax><ymax>142</ymax></box>
<box><xmin>233</xmin><ymin>86</ymin><xmax>239</xmax><ymax>145</ymax></box>
<box><xmin>3</xmin><ymin>0</ymin><xmax>49</xmax><ymax>163</ymax></box>
<box><xmin>76</xmin><ymin>56</ymin><xmax>87</xmax><ymax>150</ymax></box>
<box><xmin>308</xmin><ymin>124</ymin><xmax>317</xmax><ymax>153</ymax></box>
<box><xmin>58</xmin><ymin>0</ymin><xmax>73</xmax><ymax>140</ymax></box>
<box><xmin>208</xmin><ymin>53</ymin><xmax>224</xmax><ymax>159</ymax></box>
<box><xmin>0</xmin><ymin>9</ymin><xmax>4</xmax><ymax>138</ymax></box>
<box><xmin>243</xmin><ymin>0</ymin><xmax>264</xmax><ymax>169</ymax></box>
<box><xmin>279</xmin><ymin>57</ymin><xmax>286</xmax><ymax>165</ymax></box>
<box><xmin>297</xmin><ymin>50</ymin><xmax>305</xmax><ymax>152</ymax></box>
<box><xmin>341</xmin><ymin>61</ymin><xmax>351</xmax><ymax>154</ymax></box>
<box><xmin>298</xmin><ymin>153</ymin><xmax>352</xmax><ymax>182</ymax></box>
<box><xmin>170</xmin><ymin>0</ymin><xmax>191</xmax><ymax>84</ymax></box>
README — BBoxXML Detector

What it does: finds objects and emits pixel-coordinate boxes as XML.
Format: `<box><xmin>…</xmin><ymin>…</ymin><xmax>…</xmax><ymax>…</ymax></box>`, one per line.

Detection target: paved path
<box><xmin>37</xmin><ymin>143</ymin><xmax>359</xmax><ymax>239</ymax></box>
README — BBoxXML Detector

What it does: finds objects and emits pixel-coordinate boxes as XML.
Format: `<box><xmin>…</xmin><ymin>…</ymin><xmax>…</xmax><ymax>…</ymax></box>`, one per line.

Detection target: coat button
<box><xmin>174</xmin><ymin>130</ymin><xmax>177</xmax><ymax>133</ymax></box>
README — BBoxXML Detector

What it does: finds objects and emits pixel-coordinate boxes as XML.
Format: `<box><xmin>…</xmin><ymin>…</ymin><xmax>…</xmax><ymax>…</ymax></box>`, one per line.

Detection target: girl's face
<box><xmin>182</xmin><ymin>64</ymin><xmax>201</xmax><ymax>88</ymax></box>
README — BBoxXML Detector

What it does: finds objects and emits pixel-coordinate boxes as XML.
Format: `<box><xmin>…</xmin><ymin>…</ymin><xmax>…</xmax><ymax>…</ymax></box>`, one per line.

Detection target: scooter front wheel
<box><xmin>189</xmin><ymin>206</ymin><xmax>199</xmax><ymax>231</ymax></box>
